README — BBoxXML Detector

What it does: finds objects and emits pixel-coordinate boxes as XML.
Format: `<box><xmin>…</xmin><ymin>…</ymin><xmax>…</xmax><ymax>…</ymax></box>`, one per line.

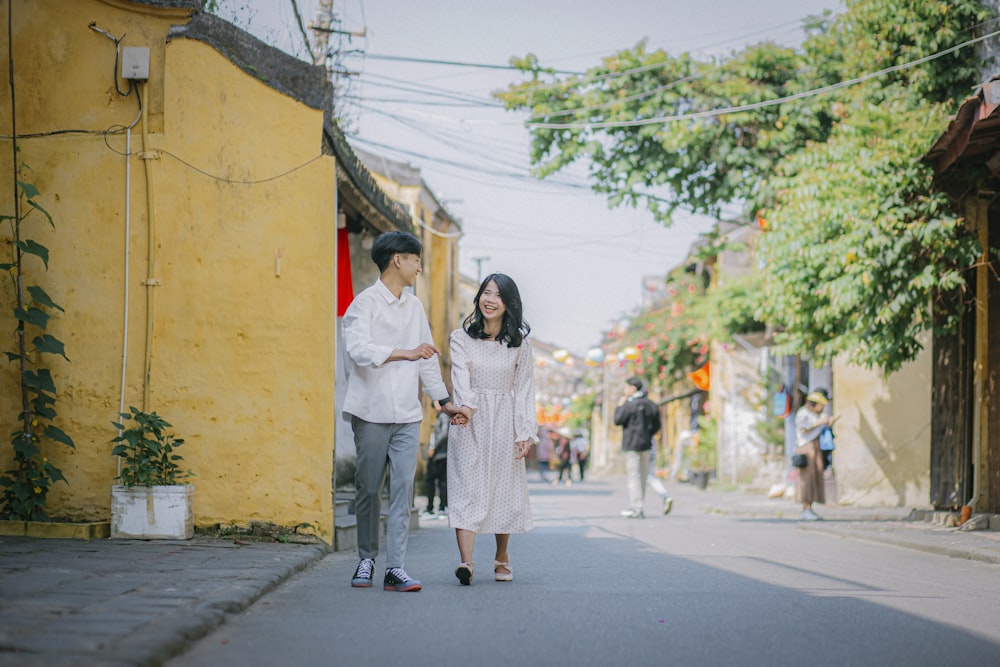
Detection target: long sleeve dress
<box><xmin>794</xmin><ymin>406</ymin><xmax>826</xmax><ymax>505</ymax></box>
<box><xmin>447</xmin><ymin>329</ymin><xmax>537</xmax><ymax>534</ymax></box>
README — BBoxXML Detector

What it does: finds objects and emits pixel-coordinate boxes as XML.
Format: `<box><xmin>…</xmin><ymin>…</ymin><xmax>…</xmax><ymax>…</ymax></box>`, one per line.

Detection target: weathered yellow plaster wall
<box><xmin>1</xmin><ymin>0</ymin><xmax>190</xmax><ymax>520</ymax></box>
<box><xmin>1</xmin><ymin>0</ymin><xmax>337</xmax><ymax>539</ymax></box>
<box><xmin>832</xmin><ymin>342</ymin><xmax>933</xmax><ymax>508</ymax></box>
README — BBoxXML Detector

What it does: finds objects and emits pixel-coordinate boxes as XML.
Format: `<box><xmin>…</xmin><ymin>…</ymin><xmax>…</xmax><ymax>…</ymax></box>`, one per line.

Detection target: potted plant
<box><xmin>110</xmin><ymin>407</ymin><xmax>194</xmax><ymax>539</ymax></box>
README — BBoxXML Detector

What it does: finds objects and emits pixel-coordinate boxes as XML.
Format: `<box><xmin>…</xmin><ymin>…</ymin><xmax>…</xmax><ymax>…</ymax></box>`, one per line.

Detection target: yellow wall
<box><xmin>832</xmin><ymin>343</ymin><xmax>933</xmax><ymax>507</ymax></box>
<box><xmin>1</xmin><ymin>0</ymin><xmax>337</xmax><ymax>539</ymax></box>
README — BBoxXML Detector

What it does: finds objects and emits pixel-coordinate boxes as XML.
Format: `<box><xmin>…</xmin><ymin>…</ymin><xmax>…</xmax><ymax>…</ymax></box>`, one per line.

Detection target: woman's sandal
<box><xmin>494</xmin><ymin>560</ymin><xmax>513</xmax><ymax>582</ymax></box>
<box><xmin>455</xmin><ymin>561</ymin><xmax>474</xmax><ymax>586</ymax></box>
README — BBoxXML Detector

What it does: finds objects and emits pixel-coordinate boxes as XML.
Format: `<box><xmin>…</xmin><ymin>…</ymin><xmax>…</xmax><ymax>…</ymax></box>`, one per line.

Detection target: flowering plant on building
<box><xmin>611</xmin><ymin>271</ymin><xmax>710</xmax><ymax>389</ymax></box>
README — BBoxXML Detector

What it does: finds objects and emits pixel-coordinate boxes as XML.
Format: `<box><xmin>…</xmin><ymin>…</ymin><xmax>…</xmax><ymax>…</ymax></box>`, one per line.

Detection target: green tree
<box><xmin>497</xmin><ymin>0</ymin><xmax>993</xmax><ymax>372</ymax></box>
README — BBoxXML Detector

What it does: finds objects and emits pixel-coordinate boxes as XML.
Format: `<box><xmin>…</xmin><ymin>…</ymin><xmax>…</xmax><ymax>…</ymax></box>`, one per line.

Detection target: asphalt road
<box><xmin>168</xmin><ymin>477</ymin><xmax>1000</xmax><ymax>667</ymax></box>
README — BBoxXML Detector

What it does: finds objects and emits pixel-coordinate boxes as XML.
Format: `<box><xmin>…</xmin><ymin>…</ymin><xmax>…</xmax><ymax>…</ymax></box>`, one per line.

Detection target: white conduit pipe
<box><xmin>116</xmin><ymin>128</ymin><xmax>132</xmax><ymax>478</ymax></box>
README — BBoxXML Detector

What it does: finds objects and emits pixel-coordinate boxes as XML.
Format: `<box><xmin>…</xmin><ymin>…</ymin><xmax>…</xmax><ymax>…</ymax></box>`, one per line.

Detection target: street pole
<box><xmin>471</xmin><ymin>256</ymin><xmax>490</xmax><ymax>284</ymax></box>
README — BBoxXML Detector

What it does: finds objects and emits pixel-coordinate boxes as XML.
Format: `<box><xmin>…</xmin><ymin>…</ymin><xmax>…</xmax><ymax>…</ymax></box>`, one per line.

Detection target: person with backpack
<box><xmin>794</xmin><ymin>388</ymin><xmax>837</xmax><ymax>521</ymax></box>
<box><xmin>614</xmin><ymin>377</ymin><xmax>662</xmax><ymax>519</ymax></box>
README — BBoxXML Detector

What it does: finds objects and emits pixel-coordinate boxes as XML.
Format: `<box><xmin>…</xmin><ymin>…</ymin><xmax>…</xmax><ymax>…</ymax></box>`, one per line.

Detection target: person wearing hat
<box><xmin>794</xmin><ymin>388</ymin><xmax>837</xmax><ymax>521</ymax></box>
<box><xmin>614</xmin><ymin>377</ymin><xmax>662</xmax><ymax>518</ymax></box>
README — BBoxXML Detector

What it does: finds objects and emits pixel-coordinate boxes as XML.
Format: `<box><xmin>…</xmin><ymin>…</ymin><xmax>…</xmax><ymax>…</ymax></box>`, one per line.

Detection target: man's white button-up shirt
<box><xmin>341</xmin><ymin>279</ymin><xmax>448</xmax><ymax>424</ymax></box>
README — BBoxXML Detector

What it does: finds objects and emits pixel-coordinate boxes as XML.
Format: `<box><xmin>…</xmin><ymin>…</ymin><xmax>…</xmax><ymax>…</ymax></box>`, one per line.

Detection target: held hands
<box><xmin>514</xmin><ymin>440</ymin><xmax>531</xmax><ymax>460</ymax></box>
<box><xmin>443</xmin><ymin>404</ymin><xmax>472</xmax><ymax>426</ymax></box>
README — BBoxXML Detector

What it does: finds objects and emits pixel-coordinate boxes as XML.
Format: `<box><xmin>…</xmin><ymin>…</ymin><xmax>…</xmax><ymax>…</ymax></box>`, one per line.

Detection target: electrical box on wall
<box><xmin>121</xmin><ymin>47</ymin><xmax>150</xmax><ymax>80</ymax></box>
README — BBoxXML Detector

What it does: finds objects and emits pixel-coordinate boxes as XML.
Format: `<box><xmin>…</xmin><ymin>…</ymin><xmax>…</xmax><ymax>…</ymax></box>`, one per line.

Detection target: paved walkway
<box><xmin>1</xmin><ymin>479</ymin><xmax>998</xmax><ymax>666</ymax></box>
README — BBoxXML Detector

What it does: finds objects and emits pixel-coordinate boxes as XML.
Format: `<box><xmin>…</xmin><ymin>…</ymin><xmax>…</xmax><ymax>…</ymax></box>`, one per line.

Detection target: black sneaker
<box><xmin>351</xmin><ymin>558</ymin><xmax>374</xmax><ymax>588</ymax></box>
<box><xmin>383</xmin><ymin>567</ymin><xmax>422</xmax><ymax>592</ymax></box>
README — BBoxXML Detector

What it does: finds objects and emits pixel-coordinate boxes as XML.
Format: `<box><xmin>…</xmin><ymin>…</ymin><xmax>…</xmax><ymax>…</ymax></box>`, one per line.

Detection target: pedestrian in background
<box><xmin>447</xmin><ymin>273</ymin><xmax>536</xmax><ymax>586</ymax></box>
<box><xmin>536</xmin><ymin>426</ymin><xmax>553</xmax><ymax>483</ymax></box>
<box><xmin>554</xmin><ymin>429</ymin><xmax>573</xmax><ymax>486</ymax></box>
<box><xmin>572</xmin><ymin>430</ymin><xmax>591</xmax><ymax>482</ymax></box>
<box><xmin>794</xmin><ymin>388</ymin><xmax>836</xmax><ymax>521</ymax></box>
<box><xmin>614</xmin><ymin>376</ymin><xmax>661</xmax><ymax>519</ymax></box>
<box><xmin>341</xmin><ymin>231</ymin><xmax>467</xmax><ymax>593</ymax></box>
<box><xmin>421</xmin><ymin>401</ymin><xmax>449</xmax><ymax>519</ymax></box>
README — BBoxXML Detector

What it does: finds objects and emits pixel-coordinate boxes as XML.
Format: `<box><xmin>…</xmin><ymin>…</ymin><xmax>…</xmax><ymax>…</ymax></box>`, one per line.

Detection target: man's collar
<box><xmin>375</xmin><ymin>278</ymin><xmax>407</xmax><ymax>304</ymax></box>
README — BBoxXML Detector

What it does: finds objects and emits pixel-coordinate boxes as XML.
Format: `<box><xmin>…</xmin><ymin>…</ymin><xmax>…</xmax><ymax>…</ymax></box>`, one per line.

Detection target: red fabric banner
<box><xmin>337</xmin><ymin>228</ymin><xmax>354</xmax><ymax>317</ymax></box>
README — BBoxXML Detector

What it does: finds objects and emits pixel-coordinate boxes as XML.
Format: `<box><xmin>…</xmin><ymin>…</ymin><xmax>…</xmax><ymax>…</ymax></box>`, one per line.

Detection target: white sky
<box><xmin>224</xmin><ymin>1</ymin><xmax>843</xmax><ymax>354</ymax></box>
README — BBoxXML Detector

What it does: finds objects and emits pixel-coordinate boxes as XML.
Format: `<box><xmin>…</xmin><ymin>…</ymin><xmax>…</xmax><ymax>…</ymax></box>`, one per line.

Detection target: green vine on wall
<box><xmin>1</xmin><ymin>163</ymin><xmax>74</xmax><ymax>520</ymax></box>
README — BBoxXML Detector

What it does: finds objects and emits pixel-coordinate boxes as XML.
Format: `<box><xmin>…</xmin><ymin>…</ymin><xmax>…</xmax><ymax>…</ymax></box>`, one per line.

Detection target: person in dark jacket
<box><xmin>422</xmin><ymin>402</ymin><xmax>449</xmax><ymax>518</ymax></box>
<box><xmin>614</xmin><ymin>377</ymin><xmax>661</xmax><ymax>518</ymax></box>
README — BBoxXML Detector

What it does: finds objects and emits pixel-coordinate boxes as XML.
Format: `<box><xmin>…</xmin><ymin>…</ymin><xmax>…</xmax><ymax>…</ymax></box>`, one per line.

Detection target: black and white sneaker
<box><xmin>351</xmin><ymin>558</ymin><xmax>374</xmax><ymax>588</ymax></box>
<box><xmin>383</xmin><ymin>567</ymin><xmax>422</xmax><ymax>592</ymax></box>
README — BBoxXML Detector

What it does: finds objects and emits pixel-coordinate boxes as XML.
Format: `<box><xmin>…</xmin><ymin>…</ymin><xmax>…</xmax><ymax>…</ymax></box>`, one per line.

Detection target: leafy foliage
<box><xmin>758</xmin><ymin>95</ymin><xmax>980</xmax><ymax>371</ymax></box>
<box><xmin>498</xmin><ymin>0</ymin><xmax>994</xmax><ymax>373</ymax></box>
<box><xmin>565</xmin><ymin>392</ymin><xmax>596</xmax><ymax>430</ymax></box>
<box><xmin>689</xmin><ymin>415</ymin><xmax>718</xmax><ymax>472</ymax></box>
<box><xmin>1</xmin><ymin>167</ymin><xmax>73</xmax><ymax>521</ymax></box>
<box><xmin>111</xmin><ymin>408</ymin><xmax>191</xmax><ymax>487</ymax></box>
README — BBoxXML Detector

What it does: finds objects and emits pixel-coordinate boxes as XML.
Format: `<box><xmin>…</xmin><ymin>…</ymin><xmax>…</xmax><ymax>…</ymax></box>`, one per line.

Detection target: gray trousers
<box><xmin>351</xmin><ymin>417</ymin><xmax>420</xmax><ymax>569</ymax></box>
<box><xmin>624</xmin><ymin>449</ymin><xmax>651</xmax><ymax>512</ymax></box>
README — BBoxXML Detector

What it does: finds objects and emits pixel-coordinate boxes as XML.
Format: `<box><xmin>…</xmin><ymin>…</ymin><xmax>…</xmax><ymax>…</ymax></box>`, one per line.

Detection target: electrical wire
<box><xmin>357</xmin><ymin>72</ymin><xmax>504</xmax><ymax>108</ymax></box>
<box><xmin>526</xmin><ymin>73</ymin><xmax>701</xmax><ymax>121</ymax></box>
<box><xmin>346</xmin><ymin>134</ymin><xmax>593</xmax><ymax>191</ymax></box>
<box><xmin>353</xmin><ymin>103</ymin><xmax>554</xmax><ymax>172</ymax></box>
<box><xmin>525</xmin><ymin>27</ymin><xmax>1000</xmax><ymax>130</ymax></box>
<box><xmin>358</xmin><ymin>52</ymin><xmax>583</xmax><ymax>75</ymax></box>
<box><xmin>341</xmin><ymin>95</ymin><xmax>492</xmax><ymax>108</ymax></box>
<box><xmin>156</xmin><ymin>149</ymin><xmax>326</xmax><ymax>185</ymax></box>
<box><xmin>89</xmin><ymin>23</ymin><xmax>133</xmax><ymax>97</ymax></box>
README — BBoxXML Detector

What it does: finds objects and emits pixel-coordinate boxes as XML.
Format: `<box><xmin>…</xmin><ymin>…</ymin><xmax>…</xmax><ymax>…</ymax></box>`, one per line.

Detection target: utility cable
<box><xmin>156</xmin><ymin>149</ymin><xmax>325</xmax><ymax>185</ymax></box>
<box><xmin>360</xmin><ymin>52</ymin><xmax>583</xmax><ymax>75</ymax></box>
<box><xmin>525</xmin><ymin>27</ymin><xmax>1000</xmax><ymax>130</ymax></box>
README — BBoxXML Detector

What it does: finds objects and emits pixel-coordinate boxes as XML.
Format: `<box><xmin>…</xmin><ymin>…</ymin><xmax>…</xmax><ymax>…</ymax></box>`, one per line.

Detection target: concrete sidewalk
<box><xmin>0</xmin><ymin>537</ymin><xmax>329</xmax><ymax>666</ymax></box>
<box><xmin>684</xmin><ymin>483</ymin><xmax>1000</xmax><ymax>565</ymax></box>
<box><xmin>2</xmin><ymin>479</ymin><xmax>998</xmax><ymax>666</ymax></box>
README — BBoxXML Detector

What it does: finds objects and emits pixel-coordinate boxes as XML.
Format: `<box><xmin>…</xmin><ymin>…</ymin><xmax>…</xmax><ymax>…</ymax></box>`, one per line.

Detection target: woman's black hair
<box><xmin>371</xmin><ymin>231</ymin><xmax>423</xmax><ymax>272</ymax></box>
<box><xmin>463</xmin><ymin>272</ymin><xmax>530</xmax><ymax>347</ymax></box>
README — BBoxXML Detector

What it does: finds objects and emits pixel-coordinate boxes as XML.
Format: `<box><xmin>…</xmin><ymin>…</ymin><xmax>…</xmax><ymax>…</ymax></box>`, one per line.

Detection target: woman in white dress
<box><xmin>448</xmin><ymin>273</ymin><xmax>537</xmax><ymax>585</ymax></box>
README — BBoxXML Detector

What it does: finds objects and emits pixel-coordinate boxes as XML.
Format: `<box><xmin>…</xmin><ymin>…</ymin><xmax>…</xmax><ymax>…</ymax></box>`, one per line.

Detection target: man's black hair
<box><xmin>627</xmin><ymin>377</ymin><xmax>645</xmax><ymax>392</ymax></box>
<box><xmin>371</xmin><ymin>231</ymin><xmax>423</xmax><ymax>272</ymax></box>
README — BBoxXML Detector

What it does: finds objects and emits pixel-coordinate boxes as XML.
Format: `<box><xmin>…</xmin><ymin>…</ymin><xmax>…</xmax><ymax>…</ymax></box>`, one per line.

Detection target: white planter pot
<box><xmin>110</xmin><ymin>484</ymin><xmax>194</xmax><ymax>539</ymax></box>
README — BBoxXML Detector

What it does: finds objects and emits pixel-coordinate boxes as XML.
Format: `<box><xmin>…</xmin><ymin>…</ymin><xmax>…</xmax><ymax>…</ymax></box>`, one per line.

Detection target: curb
<box><xmin>0</xmin><ymin>519</ymin><xmax>111</xmax><ymax>540</ymax></box>
<box><xmin>107</xmin><ymin>542</ymin><xmax>329</xmax><ymax>667</ymax></box>
<box><xmin>799</xmin><ymin>523</ymin><xmax>1000</xmax><ymax>565</ymax></box>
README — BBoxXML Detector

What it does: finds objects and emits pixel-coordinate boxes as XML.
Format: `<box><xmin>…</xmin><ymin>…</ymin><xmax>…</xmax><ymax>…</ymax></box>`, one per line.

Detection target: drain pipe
<box><xmin>138</xmin><ymin>81</ymin><xmax>158</xmax><ymax>411</ymax></box>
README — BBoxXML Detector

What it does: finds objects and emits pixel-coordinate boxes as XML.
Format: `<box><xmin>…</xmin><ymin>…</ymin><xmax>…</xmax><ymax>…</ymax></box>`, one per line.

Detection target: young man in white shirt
<box><xmin>342</xmin><ymin>231</ymin><xmax>467</xmax><ymax>592</ymax></box>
